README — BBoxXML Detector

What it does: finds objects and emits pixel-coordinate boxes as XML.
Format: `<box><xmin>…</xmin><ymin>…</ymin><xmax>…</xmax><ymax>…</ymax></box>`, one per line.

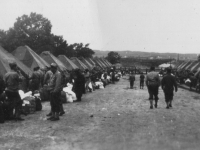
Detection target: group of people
<box><xmin>0</xmin><ymin>61</ymin><xmax>183</xmax><ymax>123</ymax></box>
<box><xmin>175</xmin><ymin>69</ymin><xmax>200</xmax><ymax>91</ymax></box>
<box><xmin>0</xmin><ymin>61</ymin><xmax>123</xmax><ymax>123</ymax></box>
<box><xmin>129</xmin><ymin>66</ymin><xmax>178</xmax><ymax>109</ymax></box>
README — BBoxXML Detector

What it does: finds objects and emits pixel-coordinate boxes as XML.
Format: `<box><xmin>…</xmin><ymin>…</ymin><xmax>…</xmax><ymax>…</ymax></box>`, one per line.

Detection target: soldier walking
<box><xmin>140</xmin><ymin>72</ymin><xmax>145</xmax><ymax>89</ymax></box>
<box><xmin>146</xmin><ymin>66</ymin><xmax>160</xmax><ymax>109</ymax></box>
<box><xmin>162</xmin><ymin>68</ymin><xmax>178</xmax><ymax>109</ymax></box>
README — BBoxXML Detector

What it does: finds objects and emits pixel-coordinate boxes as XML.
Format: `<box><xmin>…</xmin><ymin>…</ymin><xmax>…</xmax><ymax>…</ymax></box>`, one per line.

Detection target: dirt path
<box><xmin>1</xmin><ymin>75</ymin><xmax>200</xmax><ymax>150</ymax></box>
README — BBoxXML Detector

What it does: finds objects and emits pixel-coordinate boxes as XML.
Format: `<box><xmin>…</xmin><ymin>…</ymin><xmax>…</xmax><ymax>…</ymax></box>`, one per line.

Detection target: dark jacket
<box><xmin>162</xmin><ymin>74</ymin><xmax>177</xmax><ymax>92</ymax></box>
<box><xmin>4</xmin><ymin>70</ymin><xmax>20</xmax><ymax>92</ymax></box>
<box><xmin>140</xmin><ymin>74</ymin><xmax>145</xmax><ymax>81</ymax></box>
<box><xmin>129</xmin><ymin>74</ymin><xmax>135</xmax><ymax>81</ymax></box>
<box><xmin>73</xmin><ymin>73</ymin><xmax>85</xmax><ymax>94</ymax></box>
<box><xmin>48</xmin><ymin>70</ymin><xmax>62</xmax><ymax>93</ymax></box>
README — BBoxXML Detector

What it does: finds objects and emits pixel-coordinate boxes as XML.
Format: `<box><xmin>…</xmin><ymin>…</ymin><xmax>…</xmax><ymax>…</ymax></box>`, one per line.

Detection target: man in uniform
<box><xmin>47</xmin><ymin>63</ymin><xmax>62</xmax><ymax>121</ymax></box>
<box><xmin>44</xmin><ymin>67</ymin><xmax>53</xmax><ymax>86</ymax></box>
<box><xmin>29</xmin><ymin>67</ymin><xmax>41</xmax><ymax>92</ymax></box>
<box><xmin>146</xmin><ymin>66</ymin><xmax>160</xmax><ymax>109</ymax></box>
<box><xmin>129</xmin><ymin>72</ymin><xmax>135</xmax><ymax>89</ymax></box>
<box><xmin>4</xmin><ymin>62</ymin><xmax>24</xmax><ymax>121</ymax></box>
<box><xmin>0</xmin><ymin>74</ymin><xmax>5</xmax><ymax>123</ymax></box>
<box><xmin>162</xmin><ymin>68</ymin><xmax>178</xmax><ymax>109</ymax></box>
<box><xmin>73</xmin><ymin>69</ymin><xmax>85</xmax><ymax>102</ymax></box>
<box><xmin>140</xmin><ymin>72</ymin><xmax>145</xmax><ymax>89</ymax></box>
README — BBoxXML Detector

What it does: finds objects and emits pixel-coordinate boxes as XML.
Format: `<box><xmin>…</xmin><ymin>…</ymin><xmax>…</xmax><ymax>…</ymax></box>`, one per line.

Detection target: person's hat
<box><xmin>50</xmin><ymin>63</ymin><xmax>57</xmax><ymax>68</ymax></box>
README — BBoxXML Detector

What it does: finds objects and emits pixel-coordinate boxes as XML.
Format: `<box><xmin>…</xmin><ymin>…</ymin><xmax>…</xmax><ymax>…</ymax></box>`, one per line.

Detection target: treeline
<box><xmin>0</xmin><ymin>12</ymin><xmax>95</xmax><ymax>58</ymax></box>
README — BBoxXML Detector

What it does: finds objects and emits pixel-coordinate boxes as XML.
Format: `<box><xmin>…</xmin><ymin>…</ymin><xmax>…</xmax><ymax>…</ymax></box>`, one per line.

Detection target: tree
<box><xmin>0</xmin><ymin>12</ymin><xmax>53</xmax><ymax>53</ymax></box>
<box><xmin>71</xmin><ymin>43</ymin><xmax>94</xmax><ymax>58</ymax></box>
<box><xmin>76</xmin><ymin>43</ymin><xmax>94</xmax><ymax>58</ymax></box>
<box><xmin>0</xmin><ymin>12</ymin><xmax>95</xmax><ymax>59</ymax></box>
<box><xmin>51</xmin><ymin>35</ymin><xmax>68</xmax><ymax>57</ymax></box>
<box><xmin>106</xmin><ymin>51</ymin><xmax>121</xmax><ymax>64</ymax></box>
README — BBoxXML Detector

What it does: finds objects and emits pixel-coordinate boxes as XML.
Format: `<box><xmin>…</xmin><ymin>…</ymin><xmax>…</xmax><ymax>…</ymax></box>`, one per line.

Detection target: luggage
<box><xmin>23</xmin><ymin>97</ymin><xmax>36</xmax><ymax>114</ymax></box>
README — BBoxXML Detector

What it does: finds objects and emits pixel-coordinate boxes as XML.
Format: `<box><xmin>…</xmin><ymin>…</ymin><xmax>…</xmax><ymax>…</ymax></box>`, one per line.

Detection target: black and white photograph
<box><xmin>0</xmin><ymin>0</ymin><xmax>200</xmax><ymax>150</ymax></box>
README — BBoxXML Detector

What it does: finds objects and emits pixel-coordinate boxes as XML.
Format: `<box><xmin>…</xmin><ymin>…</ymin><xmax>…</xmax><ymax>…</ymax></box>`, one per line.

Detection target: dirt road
<box><xmin>1</xmin><ymin>75</ymin><xmax>200</xmax><ymax>150</ymax></box>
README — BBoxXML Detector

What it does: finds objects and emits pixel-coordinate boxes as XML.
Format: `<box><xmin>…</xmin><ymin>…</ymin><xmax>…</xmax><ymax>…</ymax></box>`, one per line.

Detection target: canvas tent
<box><xmin>70</xmin><ymin>57</ymin><xmax>88</xmax><ymax>70</ymax></box>
<box><xmin>57</xmin><ymin>55</ymin><xmax>79</xmax><ymax>71</ymax></box>
<box><xmin>177</xmin><ymin>61</ymin><xmax>188</xmax><ymax>70</ymax></box>
<box><xmin>79</xmin><ymin>57</ymin><xmax>94</xmax><ymax>70</ymax></box>
<box><xmin>100</xmin><ymin>58</ymin><xmax>110</xmax><ymax>67</ymax></box>
<box><xmin>40</xmin><ymin>51</ymin><xmax>67</xmax><ymax>73</ymax></box>
<box><xmin>12</xmin><ymin>46</ymin><xmax>50</xmax><ymax>70</ymax></box>
<box><xmin>104</xmin><ymin>59</ymin><xmax>112</xmax><ymax>67</ymax></box>
<box><xmin>181</xmin><ymin>61</ymin><xmax>193</xmax><ymax>70</ymax></box>
<box><xmin>185</xmin><ymin>61</ymin><xmax>197</xmax><ymax>70</ymax></box>
<box><xmin>180</xmin><ymin>61</ymin><xmax>192</xmax><ymax>70</ymax></box>
<box><xmin>191</xmin><ymin>62</ymin><xmax>200</xmax><ymax>72</ymax></box>
<box><xmin>0</xmin><ymin>46</ymin><xmax>32</xmax><ymax>77</ymax></box>
<box><xmin>174</xmin><ymin>61</ymin><xmax>184</xmax><ymax>68</ymax></box>
<box><xmin>102</xmin><ymin>58</ymin><xmax>111</xmax><ymax>67</ymax></box>
<box><xmin>92</xmin><ymin>58</ymin><xmax>104</xmax><ymax>69</ymax></box>
<box><xmin>97</xmin><ymin>58</ymin><xmax>107</xmax><ymax>68</ymax></box>
<box><xmin>85</xmin><ymin>58</ymin><xmax>96</xmax><ymax>66</ymax></box>
<box><xmin>98</xmin><ymin>58</ymin><xmax>109</xmax><ymax>67</ymax></box>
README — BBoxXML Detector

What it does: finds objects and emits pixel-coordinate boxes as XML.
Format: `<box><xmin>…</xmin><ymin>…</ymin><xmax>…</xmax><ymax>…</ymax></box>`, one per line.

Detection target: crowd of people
<box><xmin>1</xmin><ymin>61</ymin><xmax>199</xmax><ymax>123</ymax></box>
<box><xmin>174</xmin><ymin>69</ymin><xmax>200</xmax><ymax>91</ymax></box>
<box><xmin>0</xmin><ymin>62</ymin><xmax>123</xmax><ymax>123</ymax></box>
<box><xmin>127</xmin><ymin>65</ymin><xmax>200</xmax><ymax>109</ymax></box>
<box><xmin>128</xmin><ymin>66</ymin><xmax>178</xmax><ymax>109</ymax></box>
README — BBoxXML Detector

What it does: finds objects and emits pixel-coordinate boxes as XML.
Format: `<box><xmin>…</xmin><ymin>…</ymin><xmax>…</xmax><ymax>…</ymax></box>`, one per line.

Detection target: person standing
<box><xmin>111</xmin><ymin>69</ymin><xmax>115</xmax><ymax>84</ymax></box>
<box><xmin>44</xmin><ymin>68</ymin><xmax>53</xmax><ymax>86</ymax></box>
<box><xmin>146</xmin><ymin>66</ymin><xmax>160</xmax><ymax>109</ymax></box>
<box><xmin>47</xmin><ymin>63</ymin><xmax>62</xmax><ymax>121</ymax></box>
<box><xmin>29</xmin><ymin>67</ymin><xmax>41</xmax><ymax>92</ymax></box>
<box><xmin>129</xmin><ymin>72</ymin><xmax>135</xmax><ymax>89</ymax></box>
<box><xmin>4</xmin><ymin>62</ymin><xmax>24</xmax><ymax>121</ymax></box>
<box><xmin>73</xmin><ymin>69</ymin><xmax>85</xmax><ymax>102</ymax></box>
<box><xmin>84</xmin><ymin>69</ymin><xmax>90</xmax><ymax>92</ymax></box>
<box><xmin>140</xmin><ymin>72</ymin><xmax>145</xmax><ymax>89</ymax></box>
<box><xmin>162</xmin><ymin>68</ymin><xmax>178</xmax><ymax>109</ymax></box>
<box><xmin>0</xmin><ymin>74</ymin><xmax>5</xmax><ymax>123</ymax></box>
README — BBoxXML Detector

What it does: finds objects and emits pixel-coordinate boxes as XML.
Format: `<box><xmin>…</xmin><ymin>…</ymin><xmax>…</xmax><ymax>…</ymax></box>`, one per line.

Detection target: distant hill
<box><xmin>93</xmin><ymin>50</ymin><xmax>198</xmax><ymax>60</ymax></box>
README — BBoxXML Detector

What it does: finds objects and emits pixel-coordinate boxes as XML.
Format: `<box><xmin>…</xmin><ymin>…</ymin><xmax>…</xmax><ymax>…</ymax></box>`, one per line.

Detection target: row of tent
<box><xmin>175</xmin><ymin>60</ymin><xmax>200</xmax><ymax>76</ymax></box>
<box><xmin>0</xmin><ymin>45</ymin><xmax>112</xmax><ymax>77</ymax></box>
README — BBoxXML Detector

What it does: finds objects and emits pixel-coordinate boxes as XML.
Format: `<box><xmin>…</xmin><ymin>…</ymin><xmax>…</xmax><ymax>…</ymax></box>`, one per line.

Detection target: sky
<box><xmin>0</xmin><ymin>0</ymin><xmax>200</xmax><ymax>54</ymax></box>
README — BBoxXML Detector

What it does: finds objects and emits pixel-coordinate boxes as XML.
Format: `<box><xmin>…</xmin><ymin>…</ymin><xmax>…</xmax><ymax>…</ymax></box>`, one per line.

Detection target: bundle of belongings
<box><xmin>19</xmin><ymin>90</ymin><xmax>42</xmax><ymax>114</ymax></box>
<box><xmin>100</xmin><ymin>73</ymin><xmax>111</xmax><ymax>88</ymax></box>
<box><xmin>62</xmin><ymin>83</ymin><xmax>77</xmax><ymax>103</ymax></box>
<box><xmin>115</xmin><ymin>72</ymin><xmax>121</xmax><ymax>81</ymax></box>
<box><xmin>0</xmin><ymin>90</ymin><xmax>42</xmax><ymax>123</ymax></box>
<box><xmin>95</xmin><ymin>80</ymin><xmax>105</xmax><ymax>89</ymax></box>
<box><xmin>185</xmin><ymin>78</ymin><xmax>191</xmax><ymax>86</ymax></box>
